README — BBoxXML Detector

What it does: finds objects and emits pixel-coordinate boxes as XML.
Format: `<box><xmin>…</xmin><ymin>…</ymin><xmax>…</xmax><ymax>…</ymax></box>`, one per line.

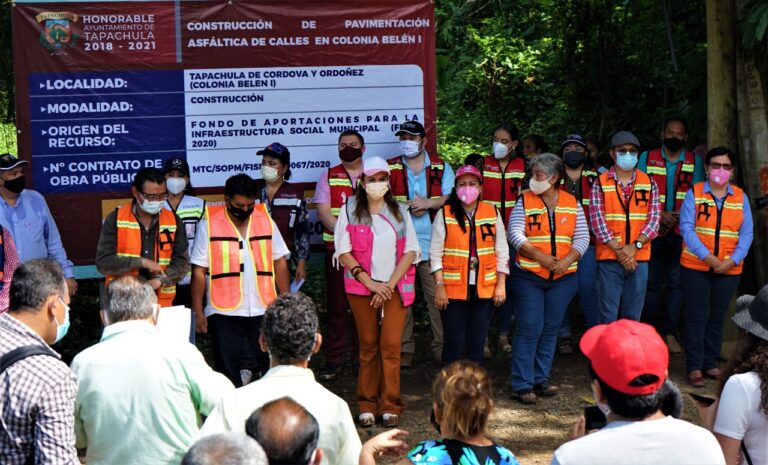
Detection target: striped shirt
<box><xmin>588</xmin><ymin>168</ymin><xmax>661</xmax><ymax>245</ymax></box>
<box><xmin>507</xmin><ymin>192</ymin><xmax>590</xmax><ymax>258</ymax></box>
<box><xmin>0</xmin><ymin>313</ymin><xmax>79</xmax><ymax>465</ymax></box>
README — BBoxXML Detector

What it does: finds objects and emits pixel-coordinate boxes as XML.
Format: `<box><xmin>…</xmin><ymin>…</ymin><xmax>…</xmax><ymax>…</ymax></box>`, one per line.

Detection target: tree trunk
<box><xmin>707</xmin><ymin>0</ymin><xmax>737</xmax><ymax>148</ymax></box>
<box><xmin>735</xmin><ymin>0</ymin><xmax>768</xmax><ymax>288</ymax></box>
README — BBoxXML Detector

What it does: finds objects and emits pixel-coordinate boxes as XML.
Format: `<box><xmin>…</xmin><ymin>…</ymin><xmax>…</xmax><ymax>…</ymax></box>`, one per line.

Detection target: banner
<box><xmin>12</xmin><ymin>1</ymin><xmax>437</xmax><ymax>265</ymax></box>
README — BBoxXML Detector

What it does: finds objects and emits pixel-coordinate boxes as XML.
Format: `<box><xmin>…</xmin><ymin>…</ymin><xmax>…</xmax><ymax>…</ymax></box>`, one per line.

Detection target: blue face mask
<box><xmin>54</xmin><ymin>297</ymin><xmax>71</xmax><ymax>344</ymax></box>
<box><xmin>615</xmin><ymin>151</ymin><xmax>639</xmax><ymax>170</ymax></box>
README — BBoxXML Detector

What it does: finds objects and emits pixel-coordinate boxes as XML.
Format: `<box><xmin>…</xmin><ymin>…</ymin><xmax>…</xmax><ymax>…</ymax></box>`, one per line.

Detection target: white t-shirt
<box><xmin>333</xmin><ymin>203</ymin><xmax>420</xmax><ymax>282</ymax></box>
<box><xmin>715</xmin><ymin>372</ymin><xmax>768</xmax><ymax>465</ymax></box>
<box><xmin>551</xmin><ymin>416</ymin><xmax>725</xmax><ymax>465</ymax></box>
<box><xmin>190</xmin><ymin>217</ymin><xmax>289</xmax><ymax>318</ymax></box>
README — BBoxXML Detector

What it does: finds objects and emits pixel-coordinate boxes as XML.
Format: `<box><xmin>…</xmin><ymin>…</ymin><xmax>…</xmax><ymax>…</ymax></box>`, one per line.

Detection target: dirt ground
<box><xmin>318</xmin><ymin>330</ymin><xmax>722</xmax><ymax>465</ymax></box>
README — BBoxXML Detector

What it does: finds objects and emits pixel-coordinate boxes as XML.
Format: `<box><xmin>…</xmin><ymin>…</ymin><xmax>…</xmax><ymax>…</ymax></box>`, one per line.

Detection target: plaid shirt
<box><xmin>0</xmin><ymin>313</ymin><xmax>79</xmax><ymax>465</ymax></box>
<box><xmin>0</xmin><ymin>229</ymin><xmax>21</xmax><ymax>313</ymax></box>
<box><xmin>589</xmin><ymin>167</ymin><xmax>661</xmax><ymax>245</ymax></box>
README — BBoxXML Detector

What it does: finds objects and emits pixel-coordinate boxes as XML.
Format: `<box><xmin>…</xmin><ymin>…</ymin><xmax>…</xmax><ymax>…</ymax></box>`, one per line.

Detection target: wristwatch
<box><xmin>634</xmin><ymin>240</ymin><xmax>644</xmax><ymax>250</ymax></box>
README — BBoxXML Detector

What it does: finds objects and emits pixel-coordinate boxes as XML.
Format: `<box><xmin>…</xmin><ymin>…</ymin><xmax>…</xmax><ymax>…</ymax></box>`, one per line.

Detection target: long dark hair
<box><xmin>446</xmin><ymin>169</ymin><xmax>483</xmax><ymax>233</ymax></box>
<box><xmin>352</xmin><ymin>176</ymin><xmax>403</xmax><ymax>224</ymax></box>
<box><xmin>494</xmin><ymin>122</ymin><xmax>523</xmax><ymax>158</ymax></box>
<box><xmin>719</xmin><ymin>330</ymin><xmax>768</xmax><ymax>416</ymax></box>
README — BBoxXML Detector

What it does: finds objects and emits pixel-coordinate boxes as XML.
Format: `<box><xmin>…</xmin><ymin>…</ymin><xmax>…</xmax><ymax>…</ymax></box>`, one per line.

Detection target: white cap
<box><xmin>362</xmin><ymin>156</ymin><xmax>390</xmax><ymax>176</ymax></box>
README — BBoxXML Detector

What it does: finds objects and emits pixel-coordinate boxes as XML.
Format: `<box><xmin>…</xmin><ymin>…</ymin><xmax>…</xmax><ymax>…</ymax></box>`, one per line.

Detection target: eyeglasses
<box><xmin>709</xmin><ymin>162</ymin><xmax>734</xmax><ymax>171</ymax></box>
<box><xmin>140</xmin><ymin>191</ymin><xmax>168</xmax><ymax>201</ymax></box>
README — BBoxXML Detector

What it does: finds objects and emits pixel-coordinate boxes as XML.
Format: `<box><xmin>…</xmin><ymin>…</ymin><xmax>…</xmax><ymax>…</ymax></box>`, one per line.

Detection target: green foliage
<box><xmin>742</xmin><ymin>0</ymin><xmax>768</xmax><ymax>47</ymax></box>
<box><xmin>0</xmin><ymin>122</ymin><xmax>17</xmax><ymax>155</ymax></box>
<box><xmin>0</xmin><ymin>0</ymin><xmax>13</xmax><ymax>122</ymax></box>
<box><xmin>435</xmin><ymin>0</ymin><xmax>708</xmax><ymax>162</ymax></box>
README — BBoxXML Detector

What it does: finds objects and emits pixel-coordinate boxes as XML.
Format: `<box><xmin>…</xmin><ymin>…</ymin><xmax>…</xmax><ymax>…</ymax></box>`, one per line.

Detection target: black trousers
<box><xmin>208</xmin><ymin>313</ymin><xmax>269</xmax><ymax>387</ymax></box>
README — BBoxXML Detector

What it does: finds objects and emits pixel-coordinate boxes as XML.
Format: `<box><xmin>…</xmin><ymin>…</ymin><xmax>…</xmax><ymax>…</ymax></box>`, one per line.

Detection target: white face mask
<box><xmin>493</xmin><ymin>142</ymin><xmax>510</xmax><ymax>159</ymax></box>
<box><xmin>261</xmin><ymin>165</ymin><xmax>281</xmax><ymax>182</ymax></box>
<box><xmin>166</xmin><ymin>177</ymin><xmax>186</xmax><ymax>195</ymax></box>
<box><xmin>139</xmin><ymin>196</ymin><xmax>164</xmax><ymax>215</ymax></box>
<box><xmin>400</xmin><ymin>140</ymin><xmax>421</xmax><ymax>158</ymax></box>
<box><xmin>528</xmin><ymin>176</ymin><xmax>552</xmax><ymax>195</ymax></box>
<box><xmin>365</xmin><ymin>181</ymin><xmax>389</xmax><ymax>200</ymax></box>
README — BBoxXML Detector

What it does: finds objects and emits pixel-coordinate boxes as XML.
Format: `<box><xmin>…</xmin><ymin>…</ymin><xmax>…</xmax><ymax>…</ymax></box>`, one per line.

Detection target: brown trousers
<box><xmin>348</xmin><ymin>293</ymin><xmax>407</xmax><ymax>416</ymax></box>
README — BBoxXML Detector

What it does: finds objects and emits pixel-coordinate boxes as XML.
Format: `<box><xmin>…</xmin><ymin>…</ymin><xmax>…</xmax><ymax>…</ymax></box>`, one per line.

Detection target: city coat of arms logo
<box><xmin>35</xmin><ymin>12</ymin><xmax>79</xmax><ymax>51</ymax></box>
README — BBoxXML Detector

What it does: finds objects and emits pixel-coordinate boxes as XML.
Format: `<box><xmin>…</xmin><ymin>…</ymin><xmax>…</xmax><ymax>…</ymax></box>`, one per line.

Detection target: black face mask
<box><xmin>663</xmin><ymin>137</ymin><xmax>685</xmax><ymax>152</ymax></box>
<box><xmin>339</xmin><ymin>146</ymin><xmax>362</xmax><ymax>162</ymax></box>
<box><xmin>227</xmin><ymin>205</ymin><xmax>254</xmax><ymax>222</ymax></box>
<box><xmin>563</xmin><ymin>151</ymin><xmax>586</xmax><ymax>169</ymax></box>
<box><xmin>3</xmin><ymin>176</ymin><xmax>25</xmax><ymax>194</ymax></box>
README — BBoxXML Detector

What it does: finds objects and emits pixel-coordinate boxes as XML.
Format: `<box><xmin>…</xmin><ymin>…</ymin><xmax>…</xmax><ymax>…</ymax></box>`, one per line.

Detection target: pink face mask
<box><xmin>709</xmin><ymin>168</ymin><xmax>730</xmax><ymax>186</ymax></box>
<box><xmin>457</xmin><ymin>186</ymin><xmax>480</xmax><ymax>204</ymax></box>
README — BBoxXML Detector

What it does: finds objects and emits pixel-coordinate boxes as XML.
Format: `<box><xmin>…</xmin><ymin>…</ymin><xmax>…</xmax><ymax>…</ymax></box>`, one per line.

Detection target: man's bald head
<box><xmin>245</xmin><ymin>397</ymin><xmax>320</xmax><ymax>464</ymax></box>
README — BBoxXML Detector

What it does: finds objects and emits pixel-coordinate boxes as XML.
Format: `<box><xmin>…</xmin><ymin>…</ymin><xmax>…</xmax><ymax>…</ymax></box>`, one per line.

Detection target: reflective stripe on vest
<box><xmin>517</xmin><ymin>191</ymin><xmax>579</xmax><ymax>280</ymax></box>
<box><xmin>165</xmin><ymin>195</ymin><xmax>205</xmax><ymax>286</ymax></box>
<box><xmin>442</xmin><ymin>201</ymin><xmax>498</xmax><ymax>300</ymax></box>
<box><xmin>323</xmin><ymin>165</ymin><xmax>356</xmax><ymax>248</ymax></box>
<box><xmin>680</xmin><ymin>183</ymin><xmax>744</xmax><ymax>275</ymax></box>
<box><xmin>106</xmin><ymin>204</ymin><xmax>177</xmax><ymax>306</ymax></box>
<box><xmin>206</xmin><ymin>204</ymin><xmax>277</xmax><ymax>310</ymax></box>
<box><xmin>387</xmin><ymin>156</ymin><xmax>446</xmax><ymax>206</ymax></box>
<box><xmin>595</xmin><ymin>171</ymin><xmax>653</xmax><ymax>262</ymax></box>
<box><xmin>645</xmin><ymin>148</ymin><xmax>695</xmax><ymax>210</ymax></box>
<box><xmin>482</xmin><ymin>155</ymin><xmax>526</xmax><ymax>226</ymax></box>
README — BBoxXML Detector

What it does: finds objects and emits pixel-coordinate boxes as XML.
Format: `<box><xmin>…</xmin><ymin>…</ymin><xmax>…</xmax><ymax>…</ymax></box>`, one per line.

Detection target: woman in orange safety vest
<box><xmin>507</xmin><ymin>153</ymin><xmax>590</xmax><ymax>405</ymax></box>
<box><xmin>679</xmin><ymin>147</ymin><xmax>754</xmax><ymax>387</ymax></box>
<box><xmin>430</xmin><ymin>164</ymin><xmax>509</xmax><ymax>367</ymax></box>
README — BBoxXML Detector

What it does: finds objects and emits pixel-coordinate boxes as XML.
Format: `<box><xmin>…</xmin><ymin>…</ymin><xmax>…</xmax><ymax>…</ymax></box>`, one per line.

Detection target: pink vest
<box><xmin>342</xmin><ymin>198</ymin><xmax>416</xmax><ymax>306</ymax></box>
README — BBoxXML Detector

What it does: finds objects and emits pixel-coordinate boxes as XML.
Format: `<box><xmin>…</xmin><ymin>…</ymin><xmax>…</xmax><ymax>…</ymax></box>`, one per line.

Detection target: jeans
<box><xmin>559</xmin><ymin>245</ymin><xmax>598</xmax><ymax>338</ymax></box>
<box><xmin>682</xmin><ymin>268</ymin><xmax>740</xmax><ymax>372</ymax></box>
<box><xmin>511</xmin><ymin>268</ymin><xmax>578</xmax><ymax>392</ymax></box>
<box><xmin>596</xmin><ymin>261</ymin><xmax>649</xmax><ymax>323</ymax></box>
<box><xmin>497</xmin><ymin>278</ymin><xmax>516</xmax><ymax>337</ymax></box>
<box><xmin>441</xmin><ymin>294</ymin><xmax>494</xmax><ymax>366</ymax></box>
<box><xmin>642</xmin><ymin>233</ymin><xmax>683</xmax><ymax>336</ymax></box>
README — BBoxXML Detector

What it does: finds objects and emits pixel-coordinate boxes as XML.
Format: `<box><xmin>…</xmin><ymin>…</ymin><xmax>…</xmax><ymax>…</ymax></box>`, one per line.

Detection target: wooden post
<box><xmin>707</xmin><ymin>0</ymin><xmax>736</xmax><ymax>148</ymax></box>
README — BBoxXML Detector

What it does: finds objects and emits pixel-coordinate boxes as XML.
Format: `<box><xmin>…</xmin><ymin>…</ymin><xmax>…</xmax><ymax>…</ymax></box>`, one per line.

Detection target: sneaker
<box><xmin>557</xmin><ymin>338</ymin><xmax>574</xmax><ymax>355</ymax></box>
<box><xmin>358</xmin><ymin>413</ymin><xmax>375</xmax><ymax>427</ymax></box>
<box><xmin>483</xmin><ymin>341</ymin><xmax>492</xmax><ymax>359</ymax></box>
<box><xmin>665</xmin><ymin>335</ymin><xmax>682</xmax><ymax>354</ymax></box>
<box><xmin>400</xmin><ymin>353</ymin><xmax>413</xmax><ymax>368</ymax></box>
<box><xmin>318</xmin><ymin>362</ymin><xmax>342</xmax><ymax>381</ymax></box>
<box><xmin>382</xmin><ymin>413</ymin><xmax>399</xmax><ymax>427</ymax></box>
<box><xmin>497</xmin><ymin>335</ymin><xmax>512</xmax><ymax>353</ymax></box>
<box><xmin>533</xmin><ymin>382</ymin><xmax>558</xmax><ymax>397</ymax></box>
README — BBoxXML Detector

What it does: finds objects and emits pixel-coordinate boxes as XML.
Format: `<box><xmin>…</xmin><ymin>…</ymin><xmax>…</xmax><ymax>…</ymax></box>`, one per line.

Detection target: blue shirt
<box><xmin>638</xmin><ymin>148</ymin><xmax>706</xmax><ymax>211</ymax></box>
<box><xmin>402</xmin><ymin>152</ymin><xmax>455</xmax><ymax>261</ymax></box>
<box><xmin>679</xmin><ymin>182</ymin><xmax>753</xmax><ymax>265</ymax></box>
<box><xmin>0</xmin><ymin>190</ymin><xmax>73</xmax><ymax>277</ymax></box>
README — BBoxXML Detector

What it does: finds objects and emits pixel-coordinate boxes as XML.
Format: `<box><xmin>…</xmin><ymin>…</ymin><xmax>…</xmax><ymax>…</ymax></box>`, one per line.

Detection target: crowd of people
<box><xmin>0</xmin><ymin>115</ymin><xmax>761</xmax><ymax>464</ymax></box>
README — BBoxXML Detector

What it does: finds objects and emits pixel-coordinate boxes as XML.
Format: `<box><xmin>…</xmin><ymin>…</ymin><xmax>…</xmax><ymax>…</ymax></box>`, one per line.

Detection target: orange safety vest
<box><xmin>441</xmin><ymin>201</ymin><xmax>498</xmax><ymax>300</ymax></box>
<box><xmin>105</xmin><ymin>204</ymin><xmax>177</xmax><ymax>307</ymax></box>
<box><xmin>594</xmin><ymin>171</ymin><xmax>653</xmax><ymax>262</ymax></box>
<box><xmin>516</xmin><ymin>190</ymin><xmax>580</xmax><ymax>280</ymax></box>
<box><xmin>482</xmin><ymin>155</ymin><xmax>526</xmax><ymax>226</ymax></box>
<box><xmin>322</xmin><ymin>164</ymin><xmax>356</xmax><ymax>250</ymax></box>
<box><xmin>206</xmin><ymin>204</ymin><xmax>277</xmax><ymax>311</ymax></box>
<box><xmin>680</xmin><ymin>183</ymin><xmax>745</xmax><ymax>275</ymax></box>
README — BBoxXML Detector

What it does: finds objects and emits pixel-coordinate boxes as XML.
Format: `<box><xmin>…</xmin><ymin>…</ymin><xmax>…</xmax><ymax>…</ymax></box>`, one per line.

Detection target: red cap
<box><xmin>580</xmin><ymin>320</ymin><xmax>668</xmax><ymax>395</ymax></box>
<box><xmin>455</xmin><ymin>165</ymin><xmax>482</xmax><ymax>181</ymax></box>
